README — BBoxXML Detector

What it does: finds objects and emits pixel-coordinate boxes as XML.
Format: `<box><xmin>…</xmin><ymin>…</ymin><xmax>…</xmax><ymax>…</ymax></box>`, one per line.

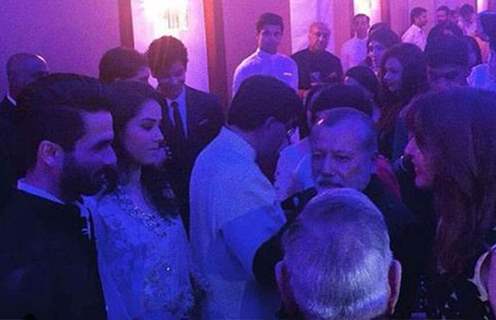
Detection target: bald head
<box><xmin>6</xmin><ymin>53</ymin><xmax>49</xmax><ymax>99</ymax></box>
<box><xmin>308</xmin><ymin>22</ymin><xmax>330</xmax><ymax>52</ymax></box>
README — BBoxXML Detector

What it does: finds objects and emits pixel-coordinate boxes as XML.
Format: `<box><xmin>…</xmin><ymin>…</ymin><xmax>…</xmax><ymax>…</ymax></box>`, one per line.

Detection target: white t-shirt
<box><xmin>232</xmin><ymin>48</ymin><xmax>298</xmax><ymax>95</ymax></box>
<box><xmin>401</xmin><ymin>24</ymin><xmax>427</xmax><ymax>51</ymax></box>
<box><xmin>340</xmin><ymin>36</ymin><xmax>368</xmax><ymax>72</ymax></box>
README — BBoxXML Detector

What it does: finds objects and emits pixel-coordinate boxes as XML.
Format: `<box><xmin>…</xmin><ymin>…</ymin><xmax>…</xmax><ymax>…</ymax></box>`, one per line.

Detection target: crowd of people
<box><xmin>0</xmin><ymin>4</ymin><xmax>496</xmax><ymax>320</ymax></box>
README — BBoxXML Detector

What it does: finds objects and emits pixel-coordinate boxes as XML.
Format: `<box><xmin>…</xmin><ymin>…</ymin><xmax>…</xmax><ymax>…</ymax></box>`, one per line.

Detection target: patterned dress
<box><xmin>92</xmin><ymin>186</ymin><xmax>204</xmax><ymax>320</ymax></box>
<box><xmin>417</xmin><ymin>228</ymin><xmax>496</xmax><ymax>320</ymax></box>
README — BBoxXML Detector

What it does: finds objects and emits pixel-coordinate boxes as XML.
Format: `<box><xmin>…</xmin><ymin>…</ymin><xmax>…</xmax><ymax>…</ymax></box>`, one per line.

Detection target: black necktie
<box><xmin>171</xmin><ymin>101</ymin><xmax>185</xmax><ymax>142</ymax></box>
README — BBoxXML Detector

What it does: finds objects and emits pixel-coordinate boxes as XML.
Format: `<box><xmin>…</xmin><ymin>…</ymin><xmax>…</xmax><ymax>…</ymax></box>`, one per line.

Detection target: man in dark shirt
<box><xmin>291</xmin><ymin>22</ymin><xmax>343</xmax><ymax>92</ymax></box>
<box><xmin>0</xmin><ymin>75</ymin><xmax>116</xmax><ymax>319</ymax></box>
<box><xmin>254</xmin><ymin>108</ymin><xmax>420</xmax><ymax>318</ymax></box>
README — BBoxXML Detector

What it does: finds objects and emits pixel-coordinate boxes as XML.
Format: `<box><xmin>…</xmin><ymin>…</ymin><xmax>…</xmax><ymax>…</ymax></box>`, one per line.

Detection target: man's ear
<box><xmin>275</xmin><ymin>260</ymin><xmax>299</xmax><ymax>316</ymax></box>
<box><xmin>386</xmin><ymin>259</ymin><xmax>402</xmax><ymax>315</ymax></box>
<box><xmin>38</xmin><ymin>140</ymin><xmax>64</xmax><ymax>168</ymax></box>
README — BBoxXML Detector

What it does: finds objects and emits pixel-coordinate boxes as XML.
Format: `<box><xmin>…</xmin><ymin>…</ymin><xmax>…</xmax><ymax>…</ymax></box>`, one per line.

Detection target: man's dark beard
<box><xmin>60</xmin><ymin>155</ymin><xmax>116</xmax><ymax>202</ymax></box>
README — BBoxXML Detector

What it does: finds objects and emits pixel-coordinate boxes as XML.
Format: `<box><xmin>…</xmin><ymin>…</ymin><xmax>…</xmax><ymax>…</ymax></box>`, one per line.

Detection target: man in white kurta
<box><xmin>232</xmin><ymin>12</ymin><xmax>298</xmax><ymax>95</ymax></box>
<box><xmin>190</xmin><ymin>76</ymin><xmax>302</xmax><ymax>319</ymax></box>
<box><xmin>340</xmin><ymin>14</ymin><xmax>370</xmax><ymax>72</ymax></box>
<box><xmin>401</xmin><ymin>7</ymin><xmax>429</xmax><ymax>51</ymax></box>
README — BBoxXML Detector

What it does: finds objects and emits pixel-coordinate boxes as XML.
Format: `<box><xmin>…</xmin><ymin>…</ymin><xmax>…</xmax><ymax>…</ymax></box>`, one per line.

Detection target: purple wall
<box><xmin>0</xmin><ymin>0</ymin><xmax>121</xmax><ymax>96</ymax></box>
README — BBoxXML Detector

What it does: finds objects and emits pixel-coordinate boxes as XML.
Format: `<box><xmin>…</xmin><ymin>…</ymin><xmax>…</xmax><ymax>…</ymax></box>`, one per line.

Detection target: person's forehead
<box><xmin>79</xmin><ymin>111</ymin><xmax>113</xmax><ymax>139</ymax></box>
<box><xmin>261</xmin><ymin>24</ymin><xmax>282</xmax><ymax>32</ymax></box>
<box><xmin>313</xmin><ymin>121</ymin><xmax>368</xmax><ymax>150</ymax></box>
<box><xmin>310</xmin><ymin>24</ymin><xmax>329</xmax><ymax>34</ymax></box>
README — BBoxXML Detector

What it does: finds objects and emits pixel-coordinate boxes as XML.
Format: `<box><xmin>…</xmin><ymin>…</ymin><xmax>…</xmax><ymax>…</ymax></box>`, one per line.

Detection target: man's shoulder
<box><xmin>235</xmin><ymin>51</ymin><xmax>260</xmax><ymax>70</ymax></box>
<box><xmin>186</xmin><ymin>85</ymin><xmax>218</xmax><ymax>102</ymax></box>
<box><xmin>291</xmin><ymin>48</ymin><xmax>309</xmax><ymax>61</ymax></box>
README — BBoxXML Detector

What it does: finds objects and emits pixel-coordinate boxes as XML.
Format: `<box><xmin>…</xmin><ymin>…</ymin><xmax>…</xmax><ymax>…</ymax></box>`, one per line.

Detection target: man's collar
<box><xmin>165</xmin><ymin>86</ymin><xmax>186</xmax><ymax>105</ymax></box>
<box><xmin>6</xmin><ymin>93</ymin><xmax>16</xmax><ymax>106</ymax></box>
<box><xmin>256</xmin><ymin>48</ymin><xmax>277</xmax><ymax>58</ymax></box>
<box><xmin>17</xmin><ymin>178</ymin><xmax>65</xmax><ymax>205</ymax></box>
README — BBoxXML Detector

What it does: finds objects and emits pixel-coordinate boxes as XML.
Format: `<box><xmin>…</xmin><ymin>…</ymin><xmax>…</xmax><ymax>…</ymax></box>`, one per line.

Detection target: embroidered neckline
<box><xmin>111</xmin><ymin>186</ymin><xmax>171</xmax><ymax>237</ymax></box>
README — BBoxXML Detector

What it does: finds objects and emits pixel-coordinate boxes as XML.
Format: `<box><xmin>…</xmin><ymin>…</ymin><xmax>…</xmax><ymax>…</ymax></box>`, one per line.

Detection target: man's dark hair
<box><xmin>411</xmin><ymin>7</ymin><xmax>427</xmax><ymax>24</ymax></box>
<box><xmin>353</xmin><ymin>14</ymin><xmax>370</xmax><ymax>23</ymax></box>
<box><xmin>427</xmin><ymin>21</ymin><xmax>464</xmax><ymax>44</ymax></box>
<box><xmin>99</xmin><ymin>47</ymin><xmax>148</xmax><ymax>83</ymax></box>
<box><xmin>147</xmin><ymin>36</ymin><xmax>188</xmax><ymax>76</ymax></box>
<box><xmin>425</xmin><ymin>34</ymin><xmax>469</xmax><ymax>68</ymax></box>
<box><xmin>367</xmin><ymin>28</ymin><xmax>401</xmax><ymax>51</ymax></box>
<box><xmin>256</xmin><ymin>12</ymin><xmax>284</xmax><ymax>34</ymax></box>
<box><xmin>436</xmin><ymin>5</ymin><xmax>450</xmax><ymax>15</ymax></box>
<box><xmin>459</xmin><ymin>4</ymin><xmax>475</xmax><ymax>19</ymax></box>
<box><xmin>16</xmin><ymin>73</ymin><xmax>110</xmax><ymax>171</ymax></box>
<box><xmin>228</xmin><ymin>76</ymin><xmax>301</xmax><ymax>131</ymax></box>
<box><xmin>310</xmin><ymin>84</ymin><xmax>373</xmax><ymax>123</ymax></box>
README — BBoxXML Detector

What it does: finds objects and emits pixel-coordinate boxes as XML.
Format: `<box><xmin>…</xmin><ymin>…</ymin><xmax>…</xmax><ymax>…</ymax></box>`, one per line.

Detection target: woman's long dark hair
<box><xmin>105</xmin><ymin>80</ymin><xmax>177</xmax><ymax>216</ymax></box>
<box><xmin>378</xmin><ymin>43</ymin><xmax>428</xmax><ymax>135</ymax></box>
<box><xmin>406</xmin><ymin>88</ymin><xmax>496</xmax><ymax>276</ymax></box>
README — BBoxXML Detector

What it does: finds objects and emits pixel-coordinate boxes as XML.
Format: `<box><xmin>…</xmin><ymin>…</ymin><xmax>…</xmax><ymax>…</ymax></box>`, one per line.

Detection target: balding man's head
<box><xmin>311</xmin><ymin>107</ymin><xmax>378</xmax><ymax>192</ymax></box>
<box><xmin>6</xmin><ymin>53</ymin><xmax>49</xmax><ymax>99</ymax></box>
<box><xmin>308</xmin><ymin>22</ymin><xmax>330</xmax><ymax>52</ymax></box>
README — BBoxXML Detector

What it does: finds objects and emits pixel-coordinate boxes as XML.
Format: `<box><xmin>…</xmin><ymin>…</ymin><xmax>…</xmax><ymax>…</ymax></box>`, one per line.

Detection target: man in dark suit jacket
<box><xmin>0</xmin><ymin>76</ymin><xmax>116</xmax><ymax>319</ymax></box>
<box><xmin>147</xmin><ymin>36</ymin><xmax>224</xmax><ymax>229</ymax></box>
<box><xmin>1</xmin><ymin>53</ymin><xmax>49</xmax><ymax>123</ymax></box>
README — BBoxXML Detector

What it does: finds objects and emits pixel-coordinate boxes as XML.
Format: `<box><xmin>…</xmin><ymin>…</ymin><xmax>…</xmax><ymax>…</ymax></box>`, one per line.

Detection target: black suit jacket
<box><xmin>161</xmin><ymin>86</ymin><xmax>224</xmax><ymax>227</ymax></box>
<box><xmin>0</xmin><ymin>96</ymin><xmax>16</xmax><ymax>125</ymax></box>
<box><xmin>0</xmin><ymin>190</ymin><xmax>106</xmax><ymax>319</ymax></box>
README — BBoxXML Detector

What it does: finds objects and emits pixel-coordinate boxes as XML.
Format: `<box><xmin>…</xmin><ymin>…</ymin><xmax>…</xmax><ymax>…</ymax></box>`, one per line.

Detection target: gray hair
<box><xmin>313</xmin><ymin>107</ymin><xmax>378</xmax><ymax>154</ymax></box>
<box><xmin>282</xmin><ymin>188</ymin><xmax>392</xmax><ymax>320</ymax></box>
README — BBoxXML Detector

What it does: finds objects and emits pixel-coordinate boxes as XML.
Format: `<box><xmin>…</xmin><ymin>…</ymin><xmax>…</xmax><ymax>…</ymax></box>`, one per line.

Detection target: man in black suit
<box><xmin>1</xmin><ymin>53</ymin><xmax>49</xmax><ymax>122</ymax></box>
<box><xmin>147</xmin><ymin>36</ymin><xmax>224</xmax><ymax>229</ymax></box>
<box><xmin>0</xmin><ymin>75</ymin><xmax>116</xmax><ymax>319</ymax></box>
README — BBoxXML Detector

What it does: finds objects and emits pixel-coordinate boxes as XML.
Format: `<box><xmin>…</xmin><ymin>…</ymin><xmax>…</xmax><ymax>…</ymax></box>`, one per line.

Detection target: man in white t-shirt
<box><xmin>232</xmin><ymin>12</ymin><xmax>298</xmax><ymax>95</ymax></box>
<box><xmin>190</xmin><ymin>75</ymin><xmax>301</xmax><ymax>319</ymax></box>
<box><xmin>341</xmin><ymin>14</ymin><xmax>370</xmax><ymax>72</ymax></box>
<box><xmin>402</xmin><ymin>7</ymin><xmax>429</xmax><ymax>50</ymax></box>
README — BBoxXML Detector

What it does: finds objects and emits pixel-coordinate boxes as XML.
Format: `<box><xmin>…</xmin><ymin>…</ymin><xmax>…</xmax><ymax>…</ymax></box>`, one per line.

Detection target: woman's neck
<box><xmin>118</xmin><ymin>162</ymin><xmax>142</xmax><ymax>190</ymax></box>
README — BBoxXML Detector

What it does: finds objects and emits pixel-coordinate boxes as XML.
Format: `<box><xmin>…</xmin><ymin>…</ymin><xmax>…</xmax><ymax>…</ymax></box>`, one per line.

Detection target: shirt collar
<box><xmin>165</xmin><ymin>86</ymin><xmax>186</xmax><ymax>106</ymax></box>
<box><xmin>221</xmin><ymin>127</ymin><xmax>257</xmax><ymax>161</ymax></box>
<box><xmin>256</xmin><ymin>48</ymin><xmax>277</xmax><ymax>59</ymax></box>
<box><xmin>6</xmin><ymin>93</ymin><xmax>16</xmax><ymax>106</ymax></box>
<box><xmin>17</xmin><ymin>178</ymin><xmax>65</xmax><ymax>204</ymax></box>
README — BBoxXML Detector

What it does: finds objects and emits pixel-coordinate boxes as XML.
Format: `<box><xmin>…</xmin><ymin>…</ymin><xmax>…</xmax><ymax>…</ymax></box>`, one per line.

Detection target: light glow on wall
<box><xmin>353</xmin><ymin>0</ymin><xmax>381</xmax><ymax>23</ymax></box>
<box><xmin>140</xmin><ymin>0</ymin><xmax>189</xmax><ymax>37</ymax></box>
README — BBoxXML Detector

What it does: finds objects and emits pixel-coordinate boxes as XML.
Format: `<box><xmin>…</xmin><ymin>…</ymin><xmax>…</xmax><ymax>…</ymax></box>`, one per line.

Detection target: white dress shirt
<box><xmin>6</xmin><ymin>93</ymin><xmax>16</xmax><ymax>106</ymax></box>
<box><xmin>165</xmin><ymin>87</ymin><xmax>188</xmax><ymax>136</ymax></box>
<box><xmin>340</xmin><ymin>36</ymin><xmax>368</xmax><ymax>72</ymax></box>
<box><xmin>401</xmin><ymin>24</ymin><xmax>427</xmax><ymax>51</ymax></box>
<box><xmin>232</xmin><ymin>48</ymin><xmax>298</xmax><ymax>95</ymax></box>
<box><xmin>190</xmin><ymin>127</ymin><xmax>286</xmax><ymax>319</ymax></box>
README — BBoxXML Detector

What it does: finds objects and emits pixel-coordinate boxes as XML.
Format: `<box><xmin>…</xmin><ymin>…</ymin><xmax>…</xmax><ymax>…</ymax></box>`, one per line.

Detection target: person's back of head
<box><xmin>345</xmin><ymin>66</ymin><xmax>381</xmax><ymax>103</ymax></box>
<box><xmin>6</xmin><ymin>53</ymin><xmax>49</xmax><ymax>99</ymax></box>
<box><xmin>228</xmin><ymin>75</ymin><xmax>301</xmax><ymax>131</ymax></box>
<box><xmin>427</xmin><ymin>21</ymin><xmax>464</xmax><ymax>44</ymax></box>
<box><xmin>278</xmin><ymin>188</ymin><xmax>401</xmax><ymax>319</ymax></box>
<box><xmin>425</xmin><ymin>35</ymin><xmax>469</xmax><ymax>90</ymax></box>
<box><xmin>309</xmin><ymin>84</ymin><xmax>372</xmax><ymax>123</ymax></box>
<box><xmin>99</xmin><ymin>47</ymin><xmax>148</xmax><ymax>83</ymax></box>
<box><xmin>367</xmin><ymin>28</ymin><xmax>401</xmax><ymax>51</ymax></box>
